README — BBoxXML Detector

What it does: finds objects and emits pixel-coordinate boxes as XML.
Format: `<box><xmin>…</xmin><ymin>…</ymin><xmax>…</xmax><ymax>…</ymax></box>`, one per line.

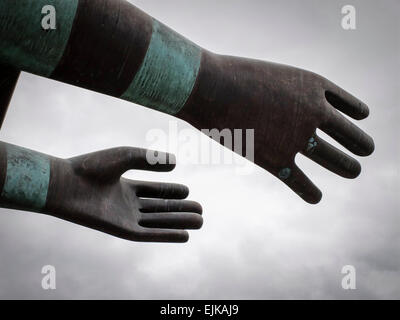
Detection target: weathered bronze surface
<box><xmin>178</xmin><ymin>52</ymin><xmax>374</xmax><ymax>203</ymax></box>
<box><xmin>46</xmin><ymin>147</ymin><xmax>203</xmax><ymax>242</ymax></box>
<box><xmin>0</xmin><ymin>142</ymin><xmax>203</xmax><ymax>242</ymax></box>
<box><xmin>51</xmin><ymin>0</ymin><xmax>153</xmax><ymax>97</ymax></box>
<box><xmin>0</xmin><ymin>0</ymin><xmax>375</xmax><ymax>205</ymax></box>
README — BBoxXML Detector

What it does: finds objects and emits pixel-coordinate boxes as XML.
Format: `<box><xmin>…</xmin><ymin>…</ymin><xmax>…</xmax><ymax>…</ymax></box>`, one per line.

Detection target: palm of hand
<box><xmin>45</xmin><ymin>147</ymin><xmax>202</xmax><ymax>242</ymax></box>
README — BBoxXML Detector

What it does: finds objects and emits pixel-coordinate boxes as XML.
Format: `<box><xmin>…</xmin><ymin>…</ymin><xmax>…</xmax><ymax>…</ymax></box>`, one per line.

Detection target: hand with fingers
<box><xmin>0</xmin><ymin>143</ymin><xmax>202</xmax><ymax>242</ymax></box>
<box><xmin>178</xmin><ymin>53</ymin><xmax>375</xmax><ymax>203</ymax></box>
<box><xmin>0</xmin><ymin>1</ymin><xmax>374</xmax><ymax>204</ymax></box>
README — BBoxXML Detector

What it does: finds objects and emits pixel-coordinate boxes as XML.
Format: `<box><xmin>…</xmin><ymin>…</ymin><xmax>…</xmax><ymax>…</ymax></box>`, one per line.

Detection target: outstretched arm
<box><xmin>0</xmin><ymin>0</ymin><xmax>200</xmax><ymax>114</ymax></box>
<box><xmin>0</xmin><ymin>64</ymin><xmax>20</xmax><ymax>127</ymax></box>
<box><xmin>0</xmin><ymin>142</ymin><xmax>203</xmax><ymax>242</ymax></box>
<box><xmin>0</xmin><ymin>0</ymin><xmax>374</xmax><ymax>203</ymax></box>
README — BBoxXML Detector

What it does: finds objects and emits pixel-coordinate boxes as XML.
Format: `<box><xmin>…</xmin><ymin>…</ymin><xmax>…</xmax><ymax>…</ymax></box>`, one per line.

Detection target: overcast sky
<box><xmin>0</xmin><ymin>0</ymin><xmax>398</xmax><ymax>299</ymax></box>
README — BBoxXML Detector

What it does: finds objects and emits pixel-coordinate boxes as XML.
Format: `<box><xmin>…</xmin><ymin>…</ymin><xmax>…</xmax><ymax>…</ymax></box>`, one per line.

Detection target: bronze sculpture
<box><xmin>0</xmin><ymin>0</ymin><xmax>374</xmax><ymax>204</ymax></box>
<box><xmin>0</xmin><ymin>141</ymin><xmax>203</xmax><ymax>242</ymax></box>
<box><xmin>0</xmin><ymin>0</ymin><xmax>375</xmax><ymax>241</ymax></box>
<box><xmin>0</xmin><ymin>60</ymin><xmax>203</xmax><ymax>243</ymax></box>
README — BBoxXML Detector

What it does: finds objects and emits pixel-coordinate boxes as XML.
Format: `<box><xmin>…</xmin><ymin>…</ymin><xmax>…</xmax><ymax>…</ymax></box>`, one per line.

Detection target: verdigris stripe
<box><xmin>121</xmin><ymin>19</ymin><xmax>202</xmax><ymax>115</ymax></box>
<box><xmin>1</xmin><ymin>144</ymin><xmax>50</xmax><ymax>211</ymax></box>
<box><xmin>0</xmin><ymin>0</ymin><xmax>78</xmax><ymax>76</ymax></box>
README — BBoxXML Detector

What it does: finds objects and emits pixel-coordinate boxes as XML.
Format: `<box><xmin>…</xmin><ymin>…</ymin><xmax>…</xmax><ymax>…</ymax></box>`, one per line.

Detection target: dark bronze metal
<box><xmin>51</xmin><ymin>0</ymin><xmax>153</xmax><ymax>97</ymax></box>
<box><xmin>0</xmin><ymin>0</ymin><xmax>375</xmax><ymax>205</ymax></box>
<box><xmin>0</xmin><ymin>143</ymin><xmax>203</xmax><ymax>242</ymax></box>
<box><xmin>178</xmin><ymin>52</ymin><xmax>374</xmax><ymax>203</ymax></box>
<box><xmin>45</xmin><ymin>147</ymin><xmax>203</xmax><ymax>242</ymax></box>
<box><xmin>0</xmin><ymin>64</ymin><xmax>20</xmax><ymax>128</ymax></box>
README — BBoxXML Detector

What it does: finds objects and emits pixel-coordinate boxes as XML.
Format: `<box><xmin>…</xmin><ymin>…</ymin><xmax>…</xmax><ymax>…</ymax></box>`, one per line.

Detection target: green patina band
<box><xmin>0</xmin><ymin>0</ymin><xmax>78</xmax><ymax>76</ymax></box>
<box><xmin>121</xmin><ymin>19</ymin><xmax>202</xmax><ymax>115</ymax></box>
<box><xmin>1</xmin><ymin>144</ymin><xmax>50</xmax><ymax>211</ymax></box>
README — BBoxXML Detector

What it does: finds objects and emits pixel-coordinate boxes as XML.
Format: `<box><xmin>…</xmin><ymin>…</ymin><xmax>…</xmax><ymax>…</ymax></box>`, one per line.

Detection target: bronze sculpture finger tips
<box><xmin>320</xmin><ymin>110</ymin><xmax>375</xmax><ymax>157</ymax></box>
<box><xmin>324</xmin><ymin>80</ymin><xmax>370</xmax><ymax>120</ymax></box>
<box><xmin>139</xmin><ymin>212</ymin><xmax>203</xmax><ymax>230</ymax></box>
<box><xmin>133</xmin><ymin>226</ymin><xmax>190</xmax><ymax>243</ymax></box>
<box><xmin>301</xmin><ymin>134</ymin><xmax>362</xmax><ymax>179</ymax></box>
<box><xmin>133</xmin><ymin>180</ymin><xmax>190</xmax><ymax>200</ymax></box>
<box><xmin>279</xmin><ymin>164</ymin><xmax>322</xmax><ymax>204</ymax></box>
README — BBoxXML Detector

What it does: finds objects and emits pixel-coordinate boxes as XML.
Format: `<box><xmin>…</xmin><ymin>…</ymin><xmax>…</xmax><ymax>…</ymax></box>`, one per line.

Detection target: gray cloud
<box><xmin>0</xmin><ymin>0</ymin><xmax>398</xmax><ymax>299</ymax></box>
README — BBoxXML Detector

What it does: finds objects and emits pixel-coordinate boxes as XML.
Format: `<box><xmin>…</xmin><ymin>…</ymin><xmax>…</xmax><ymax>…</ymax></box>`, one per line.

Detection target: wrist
<box><xmin>0</xmin><ymin>143</ymin><xmax>52</xmax><ymax>213</ymax></box>
<box><xmin>175</xmin><ymin>50</ymin><xmax>225</xmax><ymax>127</ymax></box>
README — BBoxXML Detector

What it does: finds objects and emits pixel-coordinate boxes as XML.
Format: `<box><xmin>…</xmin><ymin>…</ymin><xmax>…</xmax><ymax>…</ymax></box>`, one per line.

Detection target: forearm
<box><xmin>0</xmin><ymin>64</ymin><xmax>20</xmax><ymax>127</ymax></box>
<box><xmin>0</xmin><ymin>0</ymin><xmax>205</xmax><ymax>115</ymax></box>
